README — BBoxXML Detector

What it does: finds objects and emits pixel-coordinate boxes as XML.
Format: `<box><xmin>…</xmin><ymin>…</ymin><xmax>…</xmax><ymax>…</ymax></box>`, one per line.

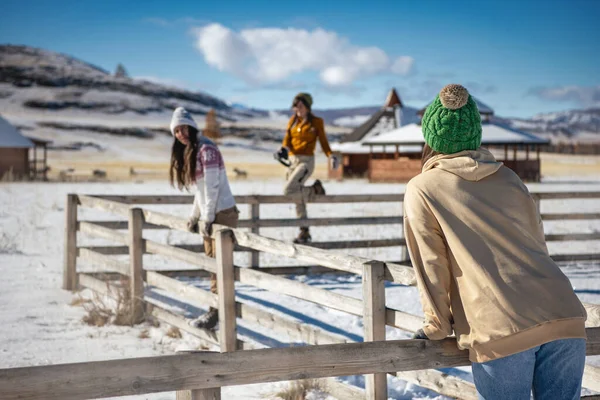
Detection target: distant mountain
<box><xmin>498</xmin><ymin>108</ymin><xmax>600</xmax><ymax>138</ymax></box>
<box><xmin>0</xmin><ymin>45</ymin><xmax>267</xmax><ymax>121</ymax></box>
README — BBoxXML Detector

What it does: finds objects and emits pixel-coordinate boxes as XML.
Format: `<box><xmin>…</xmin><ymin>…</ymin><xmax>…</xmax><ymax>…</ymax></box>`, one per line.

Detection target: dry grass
<box><xmin>70</xmin><ymin>295</ymin><xmax>91</xmax><ymax>307</ymax></box>
<box><xmin>81</xmin><ymin>278</ymin><xmax>144</xmax><ymax>327</ymax></box>
<box><xmin>269</xmin><ymin>379</ymin><xmax>326</xmax><ymax>400</ymax></box>
<box><xmin>166</xmin><ymin>326</ymin><xmax>182</xmax><ymax>339</ymax></box>
<box><xmin>138</xmin><ymin>329</ymin><xmax>150</xmax><ymax>339</ymax></box>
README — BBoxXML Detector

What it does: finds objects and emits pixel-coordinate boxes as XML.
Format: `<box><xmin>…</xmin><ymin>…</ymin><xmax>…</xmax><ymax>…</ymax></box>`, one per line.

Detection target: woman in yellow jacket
<box><xmin>276</xmin><ymin>93</ymin><xmax>339</xmax><ymax>244</ymax></box>
<box><xmin>405</xmin><ymin>84</ymin><xmax>586</xmax><ymax>399</ymax></box>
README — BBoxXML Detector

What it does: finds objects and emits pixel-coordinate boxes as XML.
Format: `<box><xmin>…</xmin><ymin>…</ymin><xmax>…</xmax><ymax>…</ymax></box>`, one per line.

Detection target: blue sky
<box><xmin>1</xmin><ymin>0</ymin><xmax>599</xmax><ymax>118</ymax></box>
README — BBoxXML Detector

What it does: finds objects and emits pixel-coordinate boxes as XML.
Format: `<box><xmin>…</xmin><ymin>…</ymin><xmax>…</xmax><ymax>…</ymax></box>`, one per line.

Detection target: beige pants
<box><xmin>204</xmin><ymin>206</ymin><xmax>239</xmax><ymax>294</ymax></box>
<box><xmin>283</xmin><ymin>155</ymin><xmax>315</xmax><ymax>224</ymax></box>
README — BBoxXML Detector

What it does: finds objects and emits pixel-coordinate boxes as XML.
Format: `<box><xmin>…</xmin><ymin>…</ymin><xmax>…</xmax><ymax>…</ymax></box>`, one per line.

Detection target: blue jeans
<box><xmin>472</xmin><ymin>338</ymin><xmax>586</xmax><ymax>400</ymax></box>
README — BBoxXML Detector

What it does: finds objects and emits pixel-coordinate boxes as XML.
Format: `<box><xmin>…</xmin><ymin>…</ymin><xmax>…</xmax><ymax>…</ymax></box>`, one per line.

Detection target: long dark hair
<box><xmin>169</xmin><ymin>126</ymin><xmax>199</xmax><ymax>190</ymax></box>
<box><xmin>421</xmin><ymin>143</ymin><xmax>442</xmax><ymax>169</ymax></box>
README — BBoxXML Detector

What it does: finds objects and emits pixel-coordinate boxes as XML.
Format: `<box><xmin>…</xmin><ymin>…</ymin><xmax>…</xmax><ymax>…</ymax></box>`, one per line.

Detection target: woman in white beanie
<box><xmin>169</xmin><ymin>107</ymin><xmax>238</xmax><ymax>330</ymax></box>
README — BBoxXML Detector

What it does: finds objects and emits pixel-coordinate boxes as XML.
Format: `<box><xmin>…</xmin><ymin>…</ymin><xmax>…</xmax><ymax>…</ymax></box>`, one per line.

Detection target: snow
<box><xmin>0</xmin><ymin>115</ymin><xmax>34</xmax><ymax>148</ymax></box>
<box><xmin>1</xmin><ymin>179</ymin><xmax>600</xmax><ymax>399</ymax></box>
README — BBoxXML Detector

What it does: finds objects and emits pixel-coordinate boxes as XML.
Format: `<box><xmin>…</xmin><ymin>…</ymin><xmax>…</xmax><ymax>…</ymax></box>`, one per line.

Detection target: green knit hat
<box><xmin>293</xmin><ymin>92</ymin><xmax>313</xmax><ymax>109</ymax></box>
<box><xmin>422</xmin><ymin>84</ymin><xmax>482</xmax><ymax>154</ymax></box>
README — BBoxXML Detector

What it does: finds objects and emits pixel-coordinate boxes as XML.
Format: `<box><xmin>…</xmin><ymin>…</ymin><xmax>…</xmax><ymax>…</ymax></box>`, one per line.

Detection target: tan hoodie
<box><xmin>404</xmin><ymin>148</ymin><xmax>586</xmax><ymax>363</ymax></box>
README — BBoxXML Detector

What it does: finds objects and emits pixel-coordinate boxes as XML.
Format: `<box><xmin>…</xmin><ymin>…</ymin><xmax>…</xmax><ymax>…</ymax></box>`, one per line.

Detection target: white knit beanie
<box><xmin>170</xmin><ymin>107</ymin><xmax>198</xmax><ymax>136</ymax></box>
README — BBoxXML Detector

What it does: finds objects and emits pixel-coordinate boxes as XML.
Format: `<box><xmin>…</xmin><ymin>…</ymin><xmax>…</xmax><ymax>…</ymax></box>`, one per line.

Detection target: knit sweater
<box><xmin>282</xmin><ymin>115</ymin><xmax>332</xmax><ymax>157</ymax></box>
<box><xmin>190</xmin><ymin>135</ymin><xmax>236</xmax><ymax>223</ymax></box>
<box><xmin>404</xmin><ymin>148</ymin><xmax>586</xmax><ymax>362</ymax></box>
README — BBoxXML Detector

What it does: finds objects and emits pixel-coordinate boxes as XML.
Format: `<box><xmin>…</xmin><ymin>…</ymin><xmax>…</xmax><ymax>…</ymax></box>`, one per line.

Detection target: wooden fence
<box><xmin>7</xmin><ymin>191</ymin><xmax>599</xmax><ymax>399</ymax></box>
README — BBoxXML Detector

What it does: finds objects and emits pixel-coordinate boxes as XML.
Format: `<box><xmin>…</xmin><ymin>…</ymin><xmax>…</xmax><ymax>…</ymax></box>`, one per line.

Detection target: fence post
<box><xmin>363</xmin><ymin>261</ymin><xmax>387</xmax><ymax>400</ymax></box>
<box><xmin>217</xmin><ymin>229</ymin><xmax>237</xmax><ymax>352</ymax></box>
<box><xmin>176</xmin><ymin>388</ymin><xmax>221</xmax><ymax>400</ymax></box>
<box><xmin>63</xmin><ymin>194</ymin><xmax>78</xmax><ymax>290</ymax></box>
<box><xmin>175</xmin><ymin>229</ymin><xmax>235</xmax><ymax>399</ymax></box>
<box><xmin>128</xmin><ymin>207</ymin><xmax>145</xmax><ymax>324</ymax></box>
<box><xmin>250</xmin><ymin>202</ymin><xmax>260</xmax><ymax>269</ymax></box>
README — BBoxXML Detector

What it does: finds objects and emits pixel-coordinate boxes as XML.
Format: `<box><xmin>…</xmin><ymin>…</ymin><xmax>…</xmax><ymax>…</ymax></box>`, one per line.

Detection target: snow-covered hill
<box><xmin>0</xmin><ymin>45</ymin><xmax>267</xmax><ymax>122</ymax></box>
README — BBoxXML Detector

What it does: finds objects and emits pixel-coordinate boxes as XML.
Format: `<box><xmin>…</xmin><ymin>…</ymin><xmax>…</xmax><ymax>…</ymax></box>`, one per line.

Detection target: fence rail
<box><xmin>53</xmin><ymin>191</ymin><xmax>600</xmax><ymax>399</ymax></box>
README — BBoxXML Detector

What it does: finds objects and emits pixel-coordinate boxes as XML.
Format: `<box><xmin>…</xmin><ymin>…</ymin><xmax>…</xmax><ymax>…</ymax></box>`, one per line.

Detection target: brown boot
<box><xmin>189</xmin><ymin>307</ymin><xmax>218</xmax><ymax>330</ymax></box>
<box><xmin>312</xmin><ymin>179</ymin><xmax>326</xmax><ymax>195</ymax></box>
<box><xmin>293</xmin><ymin>227</ymin><xmax>312</xmax><ymax>244</ymax></box>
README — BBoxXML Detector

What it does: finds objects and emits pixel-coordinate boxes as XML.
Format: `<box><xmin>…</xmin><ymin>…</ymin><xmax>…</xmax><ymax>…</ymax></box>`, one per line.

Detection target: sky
<box><xmin>1</xmin><ymin>0</ymin><xmax>599</xmax><ymax>118</ymax></box>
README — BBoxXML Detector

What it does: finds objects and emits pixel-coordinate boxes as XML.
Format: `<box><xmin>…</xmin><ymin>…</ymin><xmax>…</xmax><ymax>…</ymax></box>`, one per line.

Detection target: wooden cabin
<box><xmin>364</xmin><ymin>122</ymin><xmax>549</xmax><ymax>183</ymax></box>
<box><xmin>329</xmin><ymin>88</ymin><xmax>419</xmax><ymax>180</ymax></box>
<box><xmin>0</xmin><ymin>115</ymin><xmax>50</xmax><ymax>181</ymax></box>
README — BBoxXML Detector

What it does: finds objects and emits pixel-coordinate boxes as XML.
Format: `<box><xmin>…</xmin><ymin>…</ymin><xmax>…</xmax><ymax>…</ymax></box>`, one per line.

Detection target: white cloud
<box><xmin>192</xmin><ymin>23</ymin><xmax>414</xmax><ymax>87</ymax></box>
<box><xmin>529</xmin><ymin>85</ymin><xmax>600</xmax><ymax>107</ymax></box>
<box><xmin>391</xmin><ymin>56</ymin><xmax>415</xmax><ymax>75</ymax></box>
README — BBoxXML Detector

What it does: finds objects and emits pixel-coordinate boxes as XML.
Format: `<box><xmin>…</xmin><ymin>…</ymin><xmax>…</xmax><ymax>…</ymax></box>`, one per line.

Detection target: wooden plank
<box><xmin>324</xmin><ymin>378</ymin><xmax>365</xmax><ymax>400</ymax></box>
<box><xmin>3</xmin><ymin>329</ymin><xmax>600</xmax><ymax>399</ymax></box>
<box><xmin>362</xmin><ymin>262</ymin><xmax>387</xmax><ymax>400</ymax></box>
<box><xmin>542</xmin><ymin>213</ymin><xmax>600</xmax><ymax>221</ymax></box>
<box><xmin>77</xmin><ymin>248</ymin><xmax>129</xmax><ymax>276</ymax></box>
<box><xmin>546</xmin><ymin>233</ymin><xmax>600</xmax><ymax>241</ymax></box>
<box><xmin>78</xmin><ymin>273</ymin><xmax>112</xmax><ymax>295</ymax></box>
<box><xmin>145</xmin><ymin>239</ymin><xmax>217</xmax><ymax>273</ymax></box>
<box><xmin>148</xmin><ymin>303</ymin><xmax>219</xmax><ymax>346</ymax></box>
<box><xmin>77</xmin><ymin>221</ymin><xmax>165</xmax><ymax>230</ymax></box>
<box><xmin>147</xmin><ymin>301</ymin><xmax>253</xmax><ymax>351</ymax></box>
<box><xmin>308</xmin><ymin>238</ymin><xmax>405</xmax><ymax>250</ymax></box>
<box><xmin>553</xmin><ymin>254</ymin><xmax>600</xmax><ymax>263</ymax></box>
<box><xmin>233</xmin><ymin>231</ymin><xmax>365</xmax><ymax>275</ymax></box>
<box><xmin>250</xmin><ymin>203</ymin><xmax>260</xmax><ymax>268</ymax></box>
<box><xmin>216</xmin><ymin>230</ymin><xmax>237</xmax><ymax>353</ymax></box>
<box><xmin>78</xmin><ymin>221</ymin><xmax>128</xmax><ymax>244</ymax></box>
<box><xmin>237</xmin><ymin>216</ymin><xmax>401</xmax><ymax>228</ymax></box>
<box><xmin>146</xmin><ymin>271</ymin><xmax>218</xmax><ymax>309</ymax></box>
<box><xmin>141</xmin><ymin>208</ymin><xmax>188</xmax><ymax>231</ymax></box>
<box><xmin>236</xmin><ymin>267</ymin><xmax>363</xmax><ymax>316</ymax></box>
<box><xmin>383</xmin><ymin>264</ymin><xmax>416</xmax><ymax>286</ymax></box>
<box><xmin>62</xmin><ymin>194</ymin><xmax>78</xmax><ymax>290</ymax></box>
<box><xmin>536</xmin><ymin>192</ymin><xmax>600</xmax><ymax>200</ymax></box>
<box><xmin>176</xmin><ymin>389</ymin><xmax>221</xmax><ymax>400</ymax></box>
<box><xmin>129</xmin><ymin>208</ymin><xmax>145</xmax><ymax>324</ymax></box>
<box><xmin>78</xmin><ymin>195</ymin><xmax>131</xmax><ymax>218</ymax></box>
<box><xmin>78</xmin><ymin>246</ymin><xmax>129</xmax><ymax>255</ymax></box>
<box><xmin>585</xmin><ymin>303</ymin><xmax>600</xmax><ymax>328</ymax></box>
<box><xmin>237</xmin><ymin>302</ymin><xmax>350</xmax><ymax>346</ymax></box>
<box><xmin>392</xmin><ymin>370</ymin><xmax>478</xmax><ymax>400</ymax></box>
<box><xmin>385</xmin><ymin>309</ymin><xmax>423</xmax><ymax>333</ymax></box>
<box><xmin>583</xmin><ymin>364</ymin><xmax>600</xmax><ymax>392</ymax></box>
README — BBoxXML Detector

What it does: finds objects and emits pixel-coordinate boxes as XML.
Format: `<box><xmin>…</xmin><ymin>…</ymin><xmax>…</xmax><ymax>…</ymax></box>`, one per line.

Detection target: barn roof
<box><xmin>363</xmin><ymin>122</ymin><xmax>550</xmax><ymax>147</ymax></box>
<box><xmin>0</xmin><ymin>115</ymin><xmax>34</xmax><ymax>148</ymax></box>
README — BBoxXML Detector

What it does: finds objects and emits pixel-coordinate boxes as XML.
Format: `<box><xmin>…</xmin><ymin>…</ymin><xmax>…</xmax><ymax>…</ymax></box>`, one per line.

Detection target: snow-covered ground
<box><xmin>1</xmin><ymin>179</ymin><xmax>600</xmax><ymax>399</ymax></box>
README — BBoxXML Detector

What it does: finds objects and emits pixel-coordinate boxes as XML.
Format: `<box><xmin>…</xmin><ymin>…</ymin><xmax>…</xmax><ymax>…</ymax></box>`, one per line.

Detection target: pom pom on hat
<box><xmin>439</xmin><ymin>84</ymin><xmax>469</xmax><ymax>110</ymax></box>
<box><xmin>421</xmin><ymin>84</ymin><xmax>482</xmax><ymax>154</ymax></box>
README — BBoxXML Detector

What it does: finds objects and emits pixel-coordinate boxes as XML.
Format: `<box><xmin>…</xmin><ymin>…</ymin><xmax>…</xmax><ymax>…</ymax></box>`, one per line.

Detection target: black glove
<box><xmin>275</xmin><ymin>146</ymin><xmax>289</xmax><ymax>161</ymax></box>
<box><xmin>411</xmin><ymin>328</ymin><xmax>429</xmax><ymax>340</ymax></box>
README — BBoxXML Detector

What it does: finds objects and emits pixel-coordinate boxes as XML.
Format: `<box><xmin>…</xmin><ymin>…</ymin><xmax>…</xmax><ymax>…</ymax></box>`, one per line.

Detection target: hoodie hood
<box><xmin>422</xmin><ymin>147</ymin><xmax>502</xmax><ymax>182</ymax></box>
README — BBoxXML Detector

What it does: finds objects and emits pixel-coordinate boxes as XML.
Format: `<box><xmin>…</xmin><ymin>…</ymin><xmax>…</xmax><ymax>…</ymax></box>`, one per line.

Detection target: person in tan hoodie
<box><xmin>404</xmin><ymin>84</ymin><xmax>587</xmax><ymax>399</ymax></box>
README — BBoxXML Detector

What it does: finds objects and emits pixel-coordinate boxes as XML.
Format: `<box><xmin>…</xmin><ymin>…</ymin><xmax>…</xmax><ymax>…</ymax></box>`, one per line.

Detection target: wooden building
<box><xmin>0</xmin><ymin>115</ymin><xmax>49</xmax><ymax>181</ymax></box>
<box><xmin>329</xmin><ymin>88</ymin><xmax>419</xmax><ymax>180</ymax></box>
<box><xmin>364</xmin><ymin>122</ymin><xmax>549</xmax><ymax>183</ymax></box>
